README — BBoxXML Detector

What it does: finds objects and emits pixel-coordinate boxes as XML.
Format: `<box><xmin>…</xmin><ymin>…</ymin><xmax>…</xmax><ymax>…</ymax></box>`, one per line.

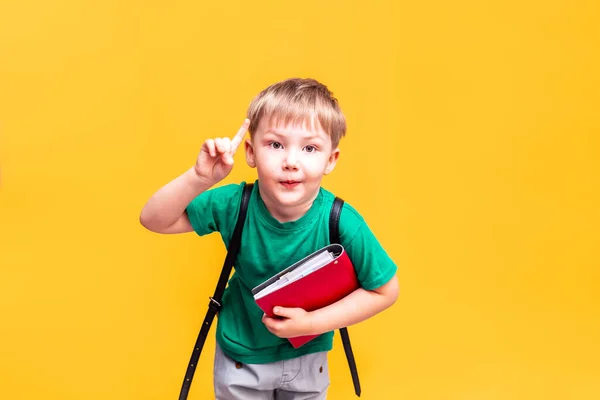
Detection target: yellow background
<box><xmin>1</xmin><ymin>1</ymin><xmax>599</xmax><ymax>399</ymax></box>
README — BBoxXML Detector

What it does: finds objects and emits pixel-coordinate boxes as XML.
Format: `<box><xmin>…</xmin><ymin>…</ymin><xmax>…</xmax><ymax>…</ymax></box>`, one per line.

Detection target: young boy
<box><xmin>140</xmin><ymin>78</ymin><xmax>399</xmax><ymax>399</ymax></box>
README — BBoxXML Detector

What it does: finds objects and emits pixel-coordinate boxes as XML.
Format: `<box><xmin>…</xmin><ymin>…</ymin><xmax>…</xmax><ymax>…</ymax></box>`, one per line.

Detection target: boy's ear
<box><xmin>324</xmin><ymin>148</ymin><xmax>340</xmax><ymax>175</ymax></box>
<box><xmin>245</xmin><ymin>138</ymin><xmax>256</xmax><ymax>168</ymax></box>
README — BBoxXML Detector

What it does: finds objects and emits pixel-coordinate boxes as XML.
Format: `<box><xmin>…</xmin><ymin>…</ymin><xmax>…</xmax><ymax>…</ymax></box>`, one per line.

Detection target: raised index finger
<box><xmin>230</xmin><ymin>118</ymin><xmax>250</xmax><ymax>153</ymax></box>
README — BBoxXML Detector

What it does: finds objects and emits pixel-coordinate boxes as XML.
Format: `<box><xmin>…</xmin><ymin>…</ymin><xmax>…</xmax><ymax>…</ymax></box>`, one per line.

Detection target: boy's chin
<box><xmin>272</xmin><ymin>190</ymin><xmax>306</xmax><ymax>205</ymax></box>
<box><xmin>270</xmin><ymin>186</ymin><xmax>317</xmax><ymax>206</ymax></box>
<box><xmin>259</xmin><ymin>180</ymin><xmax>319</xmax><ymax>206</ymax></box>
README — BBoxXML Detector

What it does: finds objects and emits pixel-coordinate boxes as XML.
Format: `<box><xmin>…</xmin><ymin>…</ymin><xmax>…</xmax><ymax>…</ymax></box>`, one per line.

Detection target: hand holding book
<box><xmin>261</xmin><ymin>306</ymin><xmax>314</xmax><ymax>340</ymax></box>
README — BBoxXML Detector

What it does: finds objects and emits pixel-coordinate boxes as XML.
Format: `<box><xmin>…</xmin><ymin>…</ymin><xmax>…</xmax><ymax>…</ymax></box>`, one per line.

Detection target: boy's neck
<box><xmin>259</xmin><ymin>188</ymin><xmax>319</xmax><ymax>223</ymax></box>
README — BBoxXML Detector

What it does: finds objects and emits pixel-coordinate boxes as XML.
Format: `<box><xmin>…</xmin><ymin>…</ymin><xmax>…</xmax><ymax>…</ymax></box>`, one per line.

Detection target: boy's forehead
<box><xmin>258</xmin><ymin>115</ymin><xmax>327</xmax><ymax>136</ymax></box>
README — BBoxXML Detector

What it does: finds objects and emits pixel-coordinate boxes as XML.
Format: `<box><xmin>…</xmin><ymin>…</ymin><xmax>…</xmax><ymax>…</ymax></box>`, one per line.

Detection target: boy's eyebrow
<box><xmin>264</xmin><ymin>129</ymin><xmax>325</xmax><ymax>142</ymax></box>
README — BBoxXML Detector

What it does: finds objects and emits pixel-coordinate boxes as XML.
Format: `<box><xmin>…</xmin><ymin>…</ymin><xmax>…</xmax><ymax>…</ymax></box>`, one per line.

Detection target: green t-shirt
<box><xmin>186</xmin><ymin>180</ymin><xmax>397</xmax><ymax>364</ymax></box>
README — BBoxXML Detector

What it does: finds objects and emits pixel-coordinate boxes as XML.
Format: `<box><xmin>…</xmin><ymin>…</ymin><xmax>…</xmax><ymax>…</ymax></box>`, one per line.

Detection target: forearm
<box><xmin>309</xmin><ymin>276</ymin><xmax>399</xmax><ymax>335</ymax></box>
<box><xmin>139</xmin><ymin>167</ymin><xmax>212</xmax><ymax>231</ymax></box>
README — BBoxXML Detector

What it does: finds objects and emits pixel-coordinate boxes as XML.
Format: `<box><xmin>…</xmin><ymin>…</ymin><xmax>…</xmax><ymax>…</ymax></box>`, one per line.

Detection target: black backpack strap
<box><xmin>329</xmin><ymin>196</ymin><xmax>362</xmax><ymax>397</ymax></box>
<box><xmin>178</xmin><ymin>183</ymin><xmax>253</xmax><ymax>400</ymax></box>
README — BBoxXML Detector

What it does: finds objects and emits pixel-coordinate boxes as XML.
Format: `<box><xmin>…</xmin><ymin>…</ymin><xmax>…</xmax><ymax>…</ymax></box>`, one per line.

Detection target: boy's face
<box><xmin>245</xmin><ymin>116</ymin><xmax>339</xmax><ymax>216</ymax></box>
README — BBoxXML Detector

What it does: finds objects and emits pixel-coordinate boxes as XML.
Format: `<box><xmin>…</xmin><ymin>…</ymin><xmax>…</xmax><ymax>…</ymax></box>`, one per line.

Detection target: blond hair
<box><xmin>246</xmin><ymin>78</ymin><xmax>346</xmax><ymax>148</ymax></box>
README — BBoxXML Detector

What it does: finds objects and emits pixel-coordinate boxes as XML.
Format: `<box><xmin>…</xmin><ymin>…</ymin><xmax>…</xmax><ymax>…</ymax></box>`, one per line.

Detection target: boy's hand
<box><xmin>193</xmin><ymin>119</ymin><xmax>250</xmax><ymax>185</ymax></box>
<box><xmin>262</xmin><ymin>307</ymin><xmax>314</xmax><ymax>338</ymax></box>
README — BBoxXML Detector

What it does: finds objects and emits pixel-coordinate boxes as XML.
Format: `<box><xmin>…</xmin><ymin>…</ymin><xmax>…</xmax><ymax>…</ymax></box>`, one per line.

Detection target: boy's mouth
<box><xmin>280</xmin><ymin>180</ymin><xmax>301</xmax><ymax>188</ymax></box>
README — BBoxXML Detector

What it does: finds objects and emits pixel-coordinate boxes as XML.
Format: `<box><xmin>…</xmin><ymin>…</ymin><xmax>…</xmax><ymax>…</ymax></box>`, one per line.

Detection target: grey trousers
<box><xmin>214</xmin><ymin>343</ymin><xmax>330</xmax><ymax>400</ymax></box>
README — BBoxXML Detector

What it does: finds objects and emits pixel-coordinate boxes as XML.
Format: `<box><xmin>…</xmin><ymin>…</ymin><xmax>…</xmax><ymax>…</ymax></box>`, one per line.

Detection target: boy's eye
<box><xmin>304</xmin><ymin>145</ymin><xmax>317</xmax><ymax>153</ymax></box>
<box><xmin>269</xmin><ymin>141</ymin><xmax>283</xmax><ymax>150</ymax></box>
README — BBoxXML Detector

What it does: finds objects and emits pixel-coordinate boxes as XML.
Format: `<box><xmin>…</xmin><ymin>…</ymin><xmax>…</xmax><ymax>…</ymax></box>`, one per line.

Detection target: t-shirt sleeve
<box><xmin>339</xmin><ymin>205</ymin><xmax>397</xmax><ymax>291</ymax></box>
<box><xmin>185</xmin><ymin>182</ymin><xmax>244</xmax><ymax>240</ymax></box>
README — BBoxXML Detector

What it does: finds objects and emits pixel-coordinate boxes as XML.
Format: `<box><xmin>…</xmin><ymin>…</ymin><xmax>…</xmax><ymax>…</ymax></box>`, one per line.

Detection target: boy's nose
<box><xmin>282</xmin><ymin>151</ymin><xmax>299</xmax><ymax>170</ymax></box>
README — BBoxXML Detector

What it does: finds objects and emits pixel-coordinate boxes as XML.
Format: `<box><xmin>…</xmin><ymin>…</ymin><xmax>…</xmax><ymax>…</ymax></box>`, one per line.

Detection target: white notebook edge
<box><xmin>252</xmin><ymin>244</ymin><xmax>345</xmax><ymax>300</ymax></box>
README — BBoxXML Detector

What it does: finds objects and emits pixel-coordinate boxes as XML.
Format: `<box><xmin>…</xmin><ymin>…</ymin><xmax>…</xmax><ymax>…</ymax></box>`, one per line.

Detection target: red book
<box><xmin>252</xmin><ymin>244</ymin><xmax>359</xmax><ymax>348</ymax></box>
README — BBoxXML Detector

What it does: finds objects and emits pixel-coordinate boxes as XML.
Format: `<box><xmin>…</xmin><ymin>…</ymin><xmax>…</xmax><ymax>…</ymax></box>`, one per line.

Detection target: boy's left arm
<box><xmin>262</xmin><ymin>273</ymin><xmax>399</xmax><ymax>339</ymax></box>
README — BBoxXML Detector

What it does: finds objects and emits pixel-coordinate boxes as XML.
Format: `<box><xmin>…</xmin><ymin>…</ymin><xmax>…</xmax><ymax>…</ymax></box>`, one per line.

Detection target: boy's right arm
<box><xmin>139</xmin><ymin>119</ymin><xmax>250</xmax><ymax>234</ymax></box>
